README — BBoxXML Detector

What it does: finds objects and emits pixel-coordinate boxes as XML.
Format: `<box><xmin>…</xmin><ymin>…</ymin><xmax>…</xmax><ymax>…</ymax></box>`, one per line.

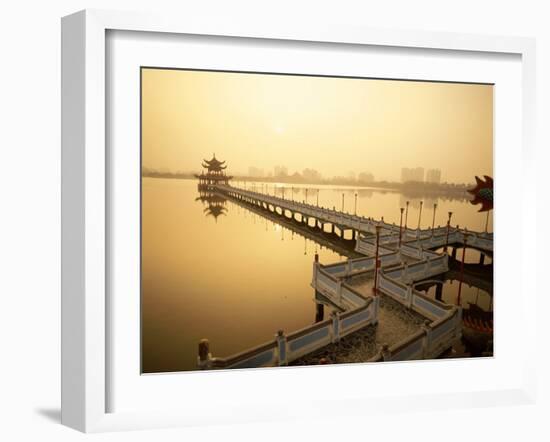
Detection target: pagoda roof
<box><xmin>202</xmin><ymin>154</ymin><xmax>227</xmax><ymax>170</ymax></box>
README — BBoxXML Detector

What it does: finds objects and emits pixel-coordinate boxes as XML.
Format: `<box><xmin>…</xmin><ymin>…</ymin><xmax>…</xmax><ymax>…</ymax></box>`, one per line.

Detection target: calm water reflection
<box><xmin>142</xmin><ymin>178</ymin><xmax>492</xmax><ymax>373</ymax></box>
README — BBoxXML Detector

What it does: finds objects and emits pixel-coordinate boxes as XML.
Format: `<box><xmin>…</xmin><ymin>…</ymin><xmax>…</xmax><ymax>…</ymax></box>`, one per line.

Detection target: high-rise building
<box><xmin>401</xmin><ymin>167</ymin><xmax>425</xmax><ymax>183</ymax></box>
<box><xmin>426</xmin><ymin>169</ymin><xmax>442</xmax><ymax>184</ymax></box>
<box><xmin>248</xmin><ymin>166</ymin><xmax>265</xmax><ymax>177</ymax></box>
<box><xmin>302</xmin><ymin>168</ymin><xmax>322</xmax><ymax>182</ymax></box>
<box><xmin>274</xmin><ymin>165</ymin><xmax>288</xmax><ymax>177</ymax></box>
<box><xmin>358</xmin><ymin>172</ymin><xmax>374</xmax><ymax>183</ymax></box>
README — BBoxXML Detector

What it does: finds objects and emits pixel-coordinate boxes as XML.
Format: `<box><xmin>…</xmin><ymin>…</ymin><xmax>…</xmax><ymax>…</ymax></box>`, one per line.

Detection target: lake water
<box><xmin>141</xmin><ymin>177</ymin><xmax>493</xmax><ymax>372</ymax></box>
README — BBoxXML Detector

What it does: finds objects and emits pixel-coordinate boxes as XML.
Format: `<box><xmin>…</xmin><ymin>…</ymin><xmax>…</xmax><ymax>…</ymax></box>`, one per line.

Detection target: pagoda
<box><xmin>195</xmin><ymin>153</ymin><xmax>232</xmax><ymax>187</ymax></box>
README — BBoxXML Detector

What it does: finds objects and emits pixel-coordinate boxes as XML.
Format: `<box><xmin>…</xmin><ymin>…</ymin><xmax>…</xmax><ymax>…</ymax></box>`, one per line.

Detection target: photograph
<box><xmin>1</xmin><ymin>1</ymin><xmax>544</xmax><ymax>439</ymax></box>
<box><xmin>140</xmin><ymin>67</ymin><xmax>494</xmax><ymax>373</ymax></box>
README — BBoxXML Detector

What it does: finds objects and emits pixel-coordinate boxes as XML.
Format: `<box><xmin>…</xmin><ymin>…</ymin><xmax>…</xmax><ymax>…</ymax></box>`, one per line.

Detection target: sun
<box><xmin>273</xmin><ymin>125</ymin><xmax>285</xmax><ymax>135</ymax></box>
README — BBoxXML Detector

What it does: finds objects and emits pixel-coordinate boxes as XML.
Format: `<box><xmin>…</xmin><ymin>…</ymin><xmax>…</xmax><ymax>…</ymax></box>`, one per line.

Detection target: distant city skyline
<box><xmin>143</xmin><ymin>163</ymin><xmax>476</xmax><ymax>186</ymax></box>
<box><xmin>143</xmin><ymin>161</ymin><xmax>476</xmax><ymax>185</ymax></box>
<box><xmin>142</xmin><ymin>69</ymin><xmax>493</xmax><ymax>183</ymax></box>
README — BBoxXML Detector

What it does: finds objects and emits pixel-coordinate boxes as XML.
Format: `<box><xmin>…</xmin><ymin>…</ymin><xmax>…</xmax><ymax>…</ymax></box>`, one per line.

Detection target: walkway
<box><xmin>214</xmin><ymin>184</ymin><xmax>493</xmax><ymax>253</ymax></box>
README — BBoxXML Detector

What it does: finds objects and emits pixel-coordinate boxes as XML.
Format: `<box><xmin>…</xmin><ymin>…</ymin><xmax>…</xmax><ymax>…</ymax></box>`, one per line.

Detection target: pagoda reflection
<box><xmin>195</xmin><ymin>154</ymin><xmax>232</xmax><ymax>221</ymax></box>
<box><xmin>195</xmin><ymin>189</ymin><xmax>228</xmax><ymax>221</ymax></box>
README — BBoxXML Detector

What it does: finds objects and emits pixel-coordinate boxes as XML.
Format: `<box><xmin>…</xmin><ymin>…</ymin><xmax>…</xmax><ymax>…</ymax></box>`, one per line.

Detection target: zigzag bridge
<box><xmin>197</xmin><ymin>183</ymin><xmax>493</xmax><ymax>369</ymax></box>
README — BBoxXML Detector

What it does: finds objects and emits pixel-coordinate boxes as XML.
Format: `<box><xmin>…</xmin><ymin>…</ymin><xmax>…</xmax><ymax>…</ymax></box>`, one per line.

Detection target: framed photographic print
<box><xmin>61</xmin><ymin>9</ymin><xmax>537</xmax><ymax>432</ymax></box>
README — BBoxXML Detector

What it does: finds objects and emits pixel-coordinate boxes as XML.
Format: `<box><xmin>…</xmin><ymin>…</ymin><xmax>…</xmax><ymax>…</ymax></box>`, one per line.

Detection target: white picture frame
<box><xmin>61</xmin><ymin>9</ymin><xmax>537</xmax><ymax>433</ymax></box>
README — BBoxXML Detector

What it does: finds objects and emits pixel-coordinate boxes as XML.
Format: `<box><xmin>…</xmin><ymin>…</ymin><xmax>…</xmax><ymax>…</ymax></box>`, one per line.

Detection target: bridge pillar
<box><xmin>435</xmin><ymin>283</ymin><xmax>443</xmax><ymax>301</ymax></box>
<box><xmin>451</xmin><ymin>247</ymin><xmax>457</xmax><ymax>259</ymax></box>
<box><xmin>479</xmin><ymin>253</ymin><xmax>485</xmax><ymax>264</ymax></box>
<box><xmin>315</xmin><ymin>303</ymin><xmax>324</xmax><ymax>322</ymax></box>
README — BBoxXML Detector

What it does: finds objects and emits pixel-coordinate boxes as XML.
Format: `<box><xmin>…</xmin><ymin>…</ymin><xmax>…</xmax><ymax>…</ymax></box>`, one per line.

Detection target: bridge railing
<box><xmin>383</xmin><ymin>306</ymin><xmax>461</xmax><ymax>361</ymax></box>
<box><xmin>314</xmin><ymin>269</ymin><xmax>340</xmax><ymax>301</ymax></box>
<box><xmin>209</xmin><ymin>340</ymin><xmax>278</xmax><ymax>370</ymax></box>
<box><xmin>312</xmin><ymin>260</ymin><xmax>375</xmax><ymax>310</ymax></box>
<box><xmin>400</xmin><ymin>243</ymin><xmax>423</xmax><ymax>259</ymax></box>
<box><xmin>452</xmin><ymin>231</ymin><xmax>493</xmax><ymax>251</ymax></box>
<box><xmin>355</xmin><ymin>235</ymin><xmax>396</xmax><ymax>256</ymax></box>
<box><xmin>374</xmin><ymin>259</ymin><xmax>461</xmax><ymax>361</ymax></box>
<box><xmin>398</xmin><ymin>255</ymin><xmax>448</xmax><ymax>285</ymax></box>
<box><xmin>219</xmin><ymin>186</ymin><xmax>493</xmax><ymax>252</ymax></box>
<box><xmin>223</xmin><ymin>185</ymin><xmax>379</xmax><ymax>231</ymax></box>
<box><xmin>427</xmin><ymin>309</ymin><xmax>462</xmax><ymax>357</ymax></box>
<box><xmin>356</xmin><ymin>234</ymin><xmax>452</xmax><ymax>260</ymax></box>
<box><xmin>321</xmin><ymin>261</ymin><xmax>348</xmax><ymax>275</ymax></box>
<box><xmin>403</xmin><ymin>229</ymin><xmax>493</xmax><ymax>252</ymax></box>
<box><xmin>201</xmin><ymin>297</ymin><xmax>378</xmax><ymax>369</ymax></box>
<box><xmin>377</xmin><ymin>256</ymin><xmax>453</xmax><ymax>321</ymax></box>
<box><xmin>320</xmin><ymin>250</ymin><xmax>401</xmax><ymax>279</ymax></box>
<box><xmin>387</xmin><ymin>329</ymin><xmax>426</xmax><ymax>361</ymax></box>
<box><xmin>316</xmin><ymin>246</ymin><xmax>447</xmax><ymax>309</ymax></box>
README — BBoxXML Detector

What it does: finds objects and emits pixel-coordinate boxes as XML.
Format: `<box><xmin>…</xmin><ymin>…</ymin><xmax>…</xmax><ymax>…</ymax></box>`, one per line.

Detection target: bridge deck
<box><xmin>291</xmin><ymin>293</ymin><xmax>425</xmax><ymax>365</ymax></box>
<box><xmin>216</xmin><ymin>184</ymin><xmax>416</xmax><ymax>234</ymax></box>
<box><xmin>215</xmin><ymin>184</ymin><xmax>493</xmax><ymax>252</ymax></box>
<box><xmin>228</xmin><ymin>190</ymin><xmax>361</xmax><ymax>258</ymax></box>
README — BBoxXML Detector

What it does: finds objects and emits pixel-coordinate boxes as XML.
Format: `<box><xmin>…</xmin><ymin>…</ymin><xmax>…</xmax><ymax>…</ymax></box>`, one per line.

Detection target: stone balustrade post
<box><xmin>276</xmin><ymin>330</ymin><xmax>288</xmax><ymax>366</ymax></box>
<box><xmin>455</xmin><ymin>307</ymin><xmax>463</xmax><ymax>340</ymax></box>
<box><xmin>197</xmin><ymin>339</ymin><xmax>213</xmax><ymax>370</ymax></box>
<box><xmin>331</xmin><ymin>311</ymin><xmax>340</xmax><ymax>343</ymax></box>
<box><xmin>406</xmin><ymin>285</ymin><xmax>413</xmax><ymax>308</ymax></box>
<box><xmin>312</xmin><ymin>254</ymin><xmax>319</xmax><ymax>287</ymax></box>
<box><xmin>337</xmin><ymin>280</ymin><xmax>343</xmax><ymax>305</ymax></box>
<box><xmin>381</xmin><ymin>344</ymin><xmax>391</xmax><ymax>361</ymax></box>
<box><xmin>372</xmin><ymin>295</ymin><xmax>380</xmax><ymax>325</ymax></box>
<box><xmin>421</xmin><ymin>320</ymin><xmax>432</xmax><ymax>358</ymax></box>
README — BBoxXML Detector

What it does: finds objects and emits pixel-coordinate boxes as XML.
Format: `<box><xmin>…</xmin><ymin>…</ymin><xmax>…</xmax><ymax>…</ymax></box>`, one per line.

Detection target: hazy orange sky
<box><xmin>142</xmin><ymin>68</ymin><xmax>493</xmax><ymax>183</ymax></box>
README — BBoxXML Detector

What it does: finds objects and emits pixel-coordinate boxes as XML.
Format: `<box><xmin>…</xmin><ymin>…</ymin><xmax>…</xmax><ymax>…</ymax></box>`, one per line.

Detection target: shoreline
<box><xmin>142</xmin><ymin>174</ymin><xmax>471</xmax><ymax>199</ymax></box>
